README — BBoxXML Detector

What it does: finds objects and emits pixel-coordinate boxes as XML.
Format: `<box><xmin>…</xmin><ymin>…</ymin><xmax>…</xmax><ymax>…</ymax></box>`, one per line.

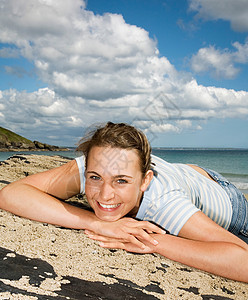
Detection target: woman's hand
<box><xmin>85</xmin><ymin>231</ymin><xmax>156</xmax><ymax>253</ymax></box>
<box><xmin>87</xmin><ymin>217</ymin><xmax>166</xmax><ymax>250</ymax></box>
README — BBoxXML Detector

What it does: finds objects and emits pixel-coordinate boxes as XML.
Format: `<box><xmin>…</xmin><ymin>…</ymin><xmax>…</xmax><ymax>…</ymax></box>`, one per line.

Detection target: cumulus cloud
<box><xmin>0</xmin><ymin>0</ymin><xmax>161</xmax><ymax>100</ymax></box>
<box><xmin>233</xmin><ymin>40</ymin><xmax>248</xmax><ymax>63</ymax></box>
<box><xmin>189</xmin><ymin>0</ymin><xmax>248</xmax><ymax>32</ymax></box>
<box><xmin>0</xmin><ymin>0</ymin><xmax>247</xmax><ymax>146</ymax></box>
<box><xmin>190</xmin><ymin>46</ymin><xmax>239</xmax><ymax>79</ymax></box>
<box><xmin>188</xmin><ymin>0</ymin><xmax>248</xmax><ymax>79</ymax></box>
<box><xmin>190</xmin><ymin>40</ymin><xmax>248</xmax><ymax>79</ymax></box>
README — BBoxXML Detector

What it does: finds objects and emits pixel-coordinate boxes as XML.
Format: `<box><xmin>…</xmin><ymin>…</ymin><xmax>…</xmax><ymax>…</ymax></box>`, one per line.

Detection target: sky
<box><xmin>0</xmin><ymin>0</ymin><xmax>248</xmax><ymax>148</ymax></box>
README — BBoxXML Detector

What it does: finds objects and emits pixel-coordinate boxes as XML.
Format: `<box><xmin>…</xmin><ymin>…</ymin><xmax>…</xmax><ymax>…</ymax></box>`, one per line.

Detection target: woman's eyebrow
<box><xmin>114</xmin><ymin>174</ymin><xmax>133</xmax><ymax>179</ymax></box>
<box><xmin>86</xmin><ymin>171</ymin><xmax>133</xmax><ymax>179</ymax></box>
<box><xmin>86</xmin><ymin>171</ymin><xmax>101</xmax><ymax>176</ymax></box>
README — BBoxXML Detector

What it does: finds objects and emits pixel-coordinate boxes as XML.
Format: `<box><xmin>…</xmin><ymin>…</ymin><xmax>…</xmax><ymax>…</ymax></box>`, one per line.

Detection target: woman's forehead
<box><xmin>87</xmin><ymin>146</ymin><xmax>140</xmax><ymax>175</ymax></box>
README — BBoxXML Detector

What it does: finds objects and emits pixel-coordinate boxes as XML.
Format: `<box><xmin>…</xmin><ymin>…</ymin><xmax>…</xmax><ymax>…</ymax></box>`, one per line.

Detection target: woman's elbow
<box><xmin>0</xmin><ymin>184</ymin><xmax>11</xmax><ymax>209</ymax></box>
<box><xmin>0</xmin><ymin>182</ymin><xmax>19</xmax><ymax>211</ymax></box>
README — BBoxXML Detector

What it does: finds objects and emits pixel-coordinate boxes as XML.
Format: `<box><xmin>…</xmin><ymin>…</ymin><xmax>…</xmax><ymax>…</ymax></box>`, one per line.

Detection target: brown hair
<box><xmin>76</xmin><ymin>122</ymin><xmax>151</xmax><ymax>175</ymax></box>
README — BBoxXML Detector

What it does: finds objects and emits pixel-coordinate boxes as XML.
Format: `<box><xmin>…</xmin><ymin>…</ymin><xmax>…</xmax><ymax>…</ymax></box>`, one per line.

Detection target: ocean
<box><xmin>0</xmin><ymin>148</ymin><xmax>248</xmax><ymax>194</ymax></box>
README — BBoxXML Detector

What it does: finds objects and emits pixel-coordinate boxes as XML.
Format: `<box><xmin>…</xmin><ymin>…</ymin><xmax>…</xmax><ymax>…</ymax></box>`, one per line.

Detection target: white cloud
<box><xmin>188</xmin><ymin>1</ymin><xmax>248</xmax><ymax>79</ymax></box>
<box><xmin>190</xmin><ymin>46</ymin><xmax>239</xmax><ymax>79</ymax></box>
<box><xmin>233</xmin><ymin>40</ymin><xmax>248</xmax><ymax>63</ymax></box>
<box><xmin>0</xmin><ymin>0</ymin><xmax>161</xmax><ymax>100</ymax></box>
<box><xmin>0</xmin><ymin>81</ymin><xmax>248</xmax><ymax>146</ymax></box>
<box><xmin>189</xmin><ymin>0</ymin><xmax>248</xmax><ymax>32</ymax></box>
<box><xmin>0</xmin><ymin>0</ymin><xmax>247</xmax><ymax>146</ymax></box>
<box><xmin>190</xmin><ymin>40</ymin><xmax>248</xmax><ymax>79</ymax></box>
<box><xmin>176</xmin><ymin>120</ymin><xmax>192</xmax><ymax>128</ymax></box>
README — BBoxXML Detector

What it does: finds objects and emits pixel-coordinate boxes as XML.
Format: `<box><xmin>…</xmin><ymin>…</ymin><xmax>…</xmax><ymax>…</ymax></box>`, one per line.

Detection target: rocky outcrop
<box><xmin>33</xmin><ymin>141</ymin><xmax>60</xmax><ymax>151</ymax></box>
<box><xmin>0</xmin><ymin>140</ymin><xmax>67</xmax><ymax>151</ymax></box>
<box><xmin>0</xmin><ymin>140</ymin><xmax>33</xmax><ymax>150</ymax></box>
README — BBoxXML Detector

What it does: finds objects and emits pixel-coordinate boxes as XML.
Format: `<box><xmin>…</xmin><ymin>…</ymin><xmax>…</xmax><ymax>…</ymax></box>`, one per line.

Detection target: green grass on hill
<box><xmin>0</xmin><ymin>127</ymin><xmax>33</xmax><ymax>145</ymax></box>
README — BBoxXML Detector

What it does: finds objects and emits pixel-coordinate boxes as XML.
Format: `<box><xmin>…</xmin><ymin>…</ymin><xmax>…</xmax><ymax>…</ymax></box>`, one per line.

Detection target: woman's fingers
<box><xmin>99</xmin><ymin>240</ymin><xmax>153</xmax><ymax>254</ymax></box>
<box><xmin>86</xmin><ymin>220</ymin><xmax>166</xmax><ymax>248</ymax></box>
<box><xmin>124</xmin><ymin>226</ymin><xmax>159</xmax><ymax>246</ymax></box>
<box><xmin>121</xmin><ymin>219</ymin><xmax>165</xmax><ymax>235</ymax></box>
<box><xmin>135</xmin><ymin>220</ymin><xmax>165</xmax><ymax>235</ymax></box>
<box><xmin>86</xmin><ymin>229</ymin><xmax>147</xmax><ymax>249</ymax></box>
<box><xmin>99</xmin><ymin>241</ymin><xmax>125</xmax><ymax>250</ymax></box>
<box><xmin>87</xmin><ymin>218</ymin><xmax>166</xmax><ymax>250</ymax></box>
<box><xmin>85</xmin><ymin>232</ymin><xmax>112</xmax><ymax>242</ymax></box>
<box><xmin>85</xmin><ymin>228</ymin><xmax>158</xmax><ymax>250</ymax></box>
<box><xmin>128</xmin><ymin>234</ymin><xmax>148</xmax><ymax>249</ymax></box>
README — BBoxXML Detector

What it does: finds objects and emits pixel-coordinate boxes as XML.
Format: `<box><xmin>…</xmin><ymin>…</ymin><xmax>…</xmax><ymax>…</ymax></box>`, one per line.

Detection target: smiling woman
<box><xmin>0</xmin><ymin>122</ymin><xmax>248</xmax><ymax>283</ymax></box>
<box><xmin>84</xmin><ymin>146</ymin><xmax>152</xmax><ymax>222</ymax></box>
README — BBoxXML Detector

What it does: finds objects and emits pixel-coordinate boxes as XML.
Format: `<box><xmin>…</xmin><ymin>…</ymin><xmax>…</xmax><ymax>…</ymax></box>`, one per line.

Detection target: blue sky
<box><xmin>0</xmin><ymin>0</ymin><xmax>247</xmax><ymax>148</ymax></box>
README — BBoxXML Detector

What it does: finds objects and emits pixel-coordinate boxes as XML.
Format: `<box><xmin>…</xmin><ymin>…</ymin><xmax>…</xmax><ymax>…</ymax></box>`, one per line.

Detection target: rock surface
<box><xmin>0</xmin><ymin>154</ymin><xmax>247</xmax><ymax>299</ymax></box>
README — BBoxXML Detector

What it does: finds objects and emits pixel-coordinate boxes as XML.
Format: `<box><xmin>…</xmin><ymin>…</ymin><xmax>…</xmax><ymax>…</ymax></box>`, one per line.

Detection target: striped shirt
<box><xmin>75</xmin><ymin>154</ymin><xmax>232</xmax><ymax>235</ymax></box>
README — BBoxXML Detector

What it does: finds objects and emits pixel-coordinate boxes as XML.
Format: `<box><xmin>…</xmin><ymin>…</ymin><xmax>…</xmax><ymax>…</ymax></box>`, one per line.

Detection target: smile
<box><xmin>98</xmin><ymin>202</ymin><xmax>121</xmax><ymax>209</ymax></box>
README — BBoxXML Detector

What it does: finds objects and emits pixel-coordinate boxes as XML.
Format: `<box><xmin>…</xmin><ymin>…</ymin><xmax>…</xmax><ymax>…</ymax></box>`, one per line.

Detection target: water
<box><xmin>0</xmin><ymin>148</ymin><xmax>247</xmax><ymax>194</ymax></box>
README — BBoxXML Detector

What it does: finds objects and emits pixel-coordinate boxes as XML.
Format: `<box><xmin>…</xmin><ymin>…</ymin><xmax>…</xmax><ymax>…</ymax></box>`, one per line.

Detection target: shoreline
<box><xmin>0</xmin><ymin>154</ymin><xmax>247</xmax><ymax>299</ymax></box>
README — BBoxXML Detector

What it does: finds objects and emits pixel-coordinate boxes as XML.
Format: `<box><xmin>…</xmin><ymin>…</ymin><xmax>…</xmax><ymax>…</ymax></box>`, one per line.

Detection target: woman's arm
<box><xmin>150</xmin><ymin>233</ymin><xmax>248</xmax><ymax>282</ymax></box>
<box><xmin>86</xmin><ymin>211</ymin><xmax>248</xmax><ymax>282</ymax></box>
<box><xmin>0</xmin><ymin>160</ymin><xmax>164</xmax><ymax>247</ymax></box>
<box><xmin>152</xmin><ymin>212</ymin><xmax>248</xmax><ymax>282</ymax></box>
<box><xmin>0</xmin><ymin>160</ymin><xmax>98</xmax><ymax>228</ymax></box>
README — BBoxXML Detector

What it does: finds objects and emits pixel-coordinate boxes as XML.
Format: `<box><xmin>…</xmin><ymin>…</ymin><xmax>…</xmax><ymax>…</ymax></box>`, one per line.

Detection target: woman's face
<box><xmin>85</xmin><ymin>146</ymin><xmax>153</xmax><ymax>221</ymax></box>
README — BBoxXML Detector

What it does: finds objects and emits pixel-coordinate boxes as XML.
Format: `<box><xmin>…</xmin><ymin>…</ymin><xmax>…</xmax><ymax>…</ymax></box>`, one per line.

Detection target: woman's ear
<box><xmin>140</xmin><ymin>170</ymin><xmax>153</xmax><ymax>192</ymax></box>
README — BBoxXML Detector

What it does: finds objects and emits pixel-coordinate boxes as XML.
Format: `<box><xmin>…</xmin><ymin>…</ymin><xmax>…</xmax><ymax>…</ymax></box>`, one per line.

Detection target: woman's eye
<box><xmin>117</xmin><ymin>179</ymin><xmax>128</xmax><ymax>184</ymax></box>
<box><xmin>90</xmin><ymin>175</ymin><xmax>100</xmax><ymax>181</ymax></box>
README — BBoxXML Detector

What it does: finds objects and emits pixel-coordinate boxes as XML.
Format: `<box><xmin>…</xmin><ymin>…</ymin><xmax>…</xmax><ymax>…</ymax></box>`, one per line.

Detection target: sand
<box><xmin>0</xmin><ymin>154</ymin><xmax>247</xmax><ymax>299</ymax></box>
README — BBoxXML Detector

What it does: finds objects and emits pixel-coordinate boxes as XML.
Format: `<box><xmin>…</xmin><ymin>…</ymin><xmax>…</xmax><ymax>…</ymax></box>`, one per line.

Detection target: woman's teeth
<box><xmin>99</xmin><ymin>203</ymin><xmax>120</xmax><ymax>209</ymax></box>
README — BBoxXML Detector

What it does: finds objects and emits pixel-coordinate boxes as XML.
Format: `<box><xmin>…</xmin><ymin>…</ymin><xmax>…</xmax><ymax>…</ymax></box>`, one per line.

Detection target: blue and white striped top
<box><xmin>75</xmin><ymin>154</ymin><xmax>232</xmax><ymax>236</ymax></box>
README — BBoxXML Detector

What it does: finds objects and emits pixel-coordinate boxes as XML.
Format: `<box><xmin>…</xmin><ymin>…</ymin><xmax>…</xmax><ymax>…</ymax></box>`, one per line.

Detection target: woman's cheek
<box><xmin>85</xmin><ymin>187</ymin><xmax>95</xmax><ymax>204</ymax></box>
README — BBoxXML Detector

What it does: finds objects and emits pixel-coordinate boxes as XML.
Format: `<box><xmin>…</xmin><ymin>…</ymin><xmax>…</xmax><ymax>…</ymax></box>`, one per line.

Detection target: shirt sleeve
<box><xmin>136</xmin><ymin>155</ymin><xmax>200</xmax><ymax>236</ymax></box>
<box><xmin>151</xmin><ymin>190</ymin><xmax>200</xmax><ymax>236</ymax></box>
<box><xmin>137</xmin><ymin>181</ymin><xmax>200</xmax><ymax>236</ymax></box>
<box><xmin>75</xmin><ymin>155</ymin><xmax>85</xmax><ymax>194</ymax></box>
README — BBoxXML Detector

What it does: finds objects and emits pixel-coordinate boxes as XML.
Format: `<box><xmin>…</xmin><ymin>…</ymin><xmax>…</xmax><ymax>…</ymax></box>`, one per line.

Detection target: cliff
<box><xmin>0</xmin><ymin>127</ymin><xmax>68</xmax><ymax>151</ymax></box>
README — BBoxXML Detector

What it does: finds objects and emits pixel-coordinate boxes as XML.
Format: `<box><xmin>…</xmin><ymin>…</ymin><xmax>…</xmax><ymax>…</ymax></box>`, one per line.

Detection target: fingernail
<box><xmin>153</xmin><ymin>240</ymin><xmax>159</xmax><ymax>245</ymax></box>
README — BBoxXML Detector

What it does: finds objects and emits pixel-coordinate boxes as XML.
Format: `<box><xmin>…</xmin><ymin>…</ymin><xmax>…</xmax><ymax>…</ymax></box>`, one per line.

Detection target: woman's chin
<box><xmin>95</xmin><ymin>212</ymin><xmax>121</xmax><ymax>222</ymax></box>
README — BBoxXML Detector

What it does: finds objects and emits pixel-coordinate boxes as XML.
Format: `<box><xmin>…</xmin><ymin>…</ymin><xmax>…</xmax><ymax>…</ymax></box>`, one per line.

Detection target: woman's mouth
<box><xmin>97</xmin><ymin>202</ymin><xmax>121</xmax><ymax>210</ymax></box>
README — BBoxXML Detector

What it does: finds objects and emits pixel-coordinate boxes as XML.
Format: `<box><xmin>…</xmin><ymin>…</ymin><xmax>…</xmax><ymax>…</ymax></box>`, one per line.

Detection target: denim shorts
<box><xmin>201</xmin><ymin>167</ymin><xmax>248</xmax><ymax>244</ymax></box>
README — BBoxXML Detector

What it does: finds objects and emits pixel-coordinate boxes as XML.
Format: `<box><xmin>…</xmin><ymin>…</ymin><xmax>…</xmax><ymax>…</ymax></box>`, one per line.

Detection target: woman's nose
<box><xmin>99</xmin><ymin>182</ymin><xmax>114</xmax><ymax>201</ymax></box>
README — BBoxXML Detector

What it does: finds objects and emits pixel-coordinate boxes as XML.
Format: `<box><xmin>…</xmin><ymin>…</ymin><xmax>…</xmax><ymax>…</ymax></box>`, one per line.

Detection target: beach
<box><xmin>0</xmin><ymin>154</ymin><xmax>248</xmax><ymax>299</ymax></box>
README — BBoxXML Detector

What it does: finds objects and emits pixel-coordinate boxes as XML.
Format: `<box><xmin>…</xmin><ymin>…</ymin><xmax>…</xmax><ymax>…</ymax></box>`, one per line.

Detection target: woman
<box><xmin>0</xmin><ymin>122</ymin><xmax>247</xmax><ymax>282</ymax></box>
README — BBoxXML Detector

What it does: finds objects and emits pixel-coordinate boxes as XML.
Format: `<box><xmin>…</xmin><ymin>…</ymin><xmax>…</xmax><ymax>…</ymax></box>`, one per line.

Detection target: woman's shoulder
<box><xmin>151</xmin><ymin>154</ymin><xmax>171</xmax><ymax>168</ymax></box>
<box><xmin>151</xmin><ymin>154</ymin><xmax>179</xmax><ymax>175</ymax></box>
